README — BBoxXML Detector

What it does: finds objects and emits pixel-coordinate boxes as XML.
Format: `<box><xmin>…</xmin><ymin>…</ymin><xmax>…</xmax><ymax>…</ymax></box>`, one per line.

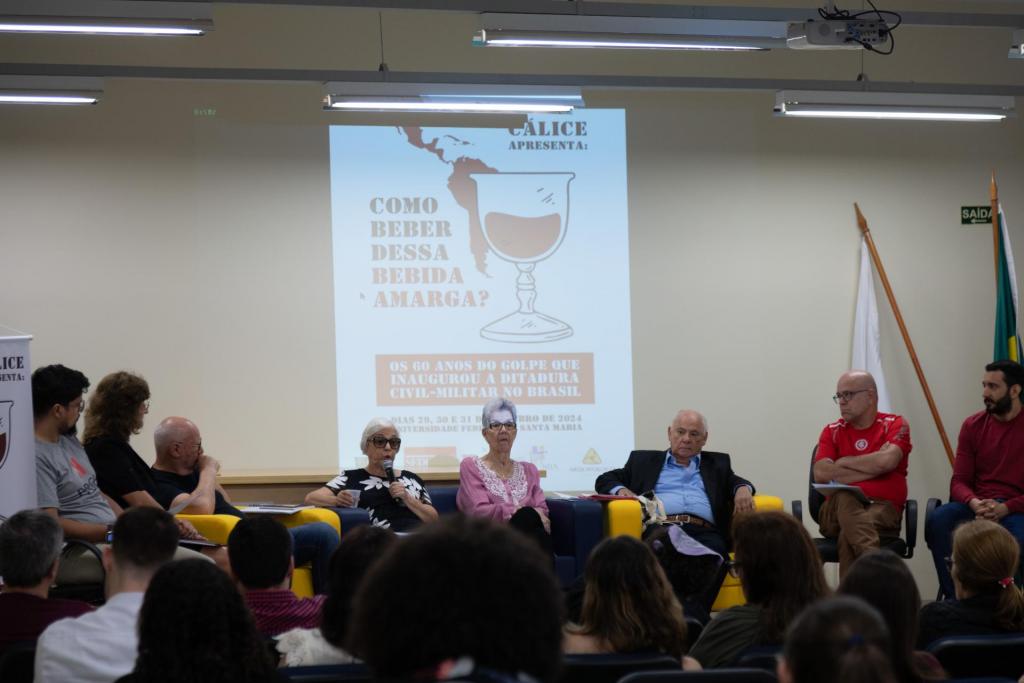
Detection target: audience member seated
<box><xmin>814</xmin><ymin>370</ymin><xmax>912</xmax><ymax>578</ymax></box>
<box><xmin>229</xmin><ymin>516</ymin><xmax>325</xmax><ymax>637</ymax></box>
<box><xmin>778</xmin><ymin>595</ymin><xmax>898</xmax><ymax>683</ymax></box>
<box><xmin>116</xmin><ymin>558</ymin><xmax>281</xmax><ymax>683</ymax></box>
<box><xmin>276</xmin><ymin>525</ymin><xmax>397</xmax><ymax>667</ymax></box>
<box><xmin>689</xmin><ymin>511</ymin><xmax>828</xmax><ymax>669</ymax></box>
<box><xmin>151</xmin><ymin>416</ymin><xmax>338</xmax><ymax>592</ymax></box>
<box><xmin>563</xmin><ymin>535</ymin><xmax>700</xmax><ymax>671</ymax></box>
<box><xmin>348</xmin><ymin>515</ymin><xmax>563</xmax><ymax>683</ymax></box>
<box><xmin>35</xmin><ymin>507</ymin><xmax>179</xmax><ymax>683</ymax></box>
<box><xmin>0</xmin><ymin>510</ymin><xmax>92</xmax><ymax>651</ymax></box>
<box><xmin>81</xmin><ymin>372</ymin><xmax>221</xmax><ymax>565</ymax></box>
<box><xmin>918</xmin><ymin>519</ymin><xmax>1024</xmax><ymax>647</ymax></box>
<box><xmin>595</xmin><ymin>409</ymin><xmax>754</xmax><ymax>615</ymax></box>
<box><xmin>305</xmin><ymin>417</ymin><xmax>438</xmax><ymax>531</ymax></box>
<box><xmin>457</xmin><ymin>398</ymin><xmax>551</xmax><ymax>554</ymax></box>
<box><xmin>33</xmin><ymin>364</ymin><xmax>116</xmax><ymax>584</ymax></box>
<box><xmin>838</xmin><ymin>550</ymin><xmax>947</xmax><ymax>681</ymax></box>
<box><xmin>646</xmin><ymin>524</ymin><xmax>724</xmax><ymax>626</ymax></box>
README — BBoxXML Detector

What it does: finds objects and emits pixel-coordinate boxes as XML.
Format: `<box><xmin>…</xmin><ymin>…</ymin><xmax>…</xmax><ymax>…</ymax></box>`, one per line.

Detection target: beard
<box><xmin>59</xmin><ymin>422</ymin><xmax>77</xmax><ymax>436</ymax></box>
<box><xmin>985</xmin><ymin>393</ymin><xmax>1014</xmax><ymax>415</ymax></box>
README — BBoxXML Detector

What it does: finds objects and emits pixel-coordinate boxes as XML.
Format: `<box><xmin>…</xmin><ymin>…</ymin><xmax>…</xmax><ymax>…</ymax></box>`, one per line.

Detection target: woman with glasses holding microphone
<box><xmin>305</xmin><ymin>418</ymin><xmax>437</xmax><ymax>531</ymax></box>
<box><xmin>457</xmin><ymin>398</ymin><xmax>552</xmax><ymax>553</ymax></box>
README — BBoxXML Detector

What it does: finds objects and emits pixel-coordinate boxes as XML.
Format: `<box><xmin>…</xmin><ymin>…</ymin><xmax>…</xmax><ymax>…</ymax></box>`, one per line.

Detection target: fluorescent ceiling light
<box><xmin>0</xmin><ymin>2</ymin><xmax>213</xmax><ymax>36</ymax></box>
<box><xmin>0</xmin><ymin>17</ymin><xmax>209</xmax><ymax>35</ymax></box>
<box><xmin>0</xmin><ymin>76</ymin><xmax>102</xmax><ymax>106</ymax></box>
<box><xmin>323</xmin><ymin>82</ymin><xmax>583</xmax><ymax>114</ymax></box>
<box><xmin>774</xmin><ymin>90</ymin><xmax>1014</xmax><ymax>122</ymax></box>
<box><xmin>473</xmin><ymin>14</ymin><xmax>786</xmax><ymax>51</ymax></box>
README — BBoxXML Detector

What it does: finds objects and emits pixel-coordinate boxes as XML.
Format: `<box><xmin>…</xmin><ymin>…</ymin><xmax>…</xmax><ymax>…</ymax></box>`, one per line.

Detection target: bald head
<box><xmin>672</xmin><ymin>409</ymin><xmax>708</xmax><ymax>434</ymax></box>
<box><xmin>153</xmin><ymin>416</ymin><xmax>202</xmax><ymax>473</ymax></box>
<box><xmin>836</xmin><ymin>371</ymin><xmax>879</xmax><ymax>427</ymax></box>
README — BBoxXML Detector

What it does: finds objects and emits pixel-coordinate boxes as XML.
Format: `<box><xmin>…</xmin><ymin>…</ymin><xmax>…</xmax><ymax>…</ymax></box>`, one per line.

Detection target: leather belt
<box><xmin>664</xmin><ymin>514</ymin><xmax>715</xmax><ymax>529</ymax></box>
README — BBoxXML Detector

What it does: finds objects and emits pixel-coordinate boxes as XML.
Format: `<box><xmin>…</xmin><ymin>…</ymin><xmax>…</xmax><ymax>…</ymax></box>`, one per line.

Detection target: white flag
<box><xmin>852</xmin><ymin>237</ymin><xmax>892</xmax><ymax>412</ymax></box>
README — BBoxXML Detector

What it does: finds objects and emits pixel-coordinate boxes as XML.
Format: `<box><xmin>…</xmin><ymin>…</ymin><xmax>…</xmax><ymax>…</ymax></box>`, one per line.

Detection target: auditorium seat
<box><xmin>330</xmin><ymin>486</ymin><xmax>603</xmax><ymax>588</ymax></box>
<box><xmin>279</xmin><ymin>662</ymin><xmax>372</xmax><ymax>682</ymax></box>
<box><xmin>600</xmin><ymin>495</ymin><xmax>785</xmax><ymax>611</ymax></box>
<box><xmin>926</xmin><ymin>633</ymin><xmax>1024</xmax><ymax>679</ymax></box>
<box><xmin>792</xmin><ymin>447</ymin><xmax>917</xmax><ymax>563</ymax></box>
<box><xmin>560</xmin><ymin>653</ymin><xmax>680</xmax><ymax>683</ymax></box>
<box><xmin>618</xmin><ymin>667</ymin><xmax>777</xmax><ymax>682</ymax></box>
<box><xmin>50</xmin><ymin>538</ymin><xmax>106</xmax><ymax>605</ymax></box>
<box><xmin>0</xmin><ymin>643</ymin><xmax>35</xmax><ymax>683</ymax></box>
<box><xmin>177</xmin><ymin>507</ymin><xmax>341</xmax><ymax>597</ymax></box>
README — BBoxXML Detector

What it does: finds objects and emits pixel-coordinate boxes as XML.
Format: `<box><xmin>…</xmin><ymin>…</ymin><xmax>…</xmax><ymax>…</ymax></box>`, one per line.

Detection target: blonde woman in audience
<box><xmin>778</xmin><ymin>595</ymin><xmax>898</xmax><ymax>683</ymax></box>
<box><xmin>563</xmin><ymin>535</ymin><xmax>701</xmax><ymax>670</ymax></box>
<box><xmin>689</xmin><ymin>511</ymin><xmax>829</xmax><ymax>668</ymax></box>
<box><xmin>918</xmin><ymin>519</ymin><xmax>1024</xmax><ymax>647</ymax></box>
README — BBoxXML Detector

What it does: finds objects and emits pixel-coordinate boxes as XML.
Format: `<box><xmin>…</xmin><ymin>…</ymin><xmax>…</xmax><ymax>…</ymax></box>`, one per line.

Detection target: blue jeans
<box><xmin>925</xmin><ymin>501</ymin><xmax>1024</xmax><ymax>599</ymax></box>
<box><xmin>289</xmin><ymin>522</ymin><xmax>339</xmax><ymax>594</ymax></box>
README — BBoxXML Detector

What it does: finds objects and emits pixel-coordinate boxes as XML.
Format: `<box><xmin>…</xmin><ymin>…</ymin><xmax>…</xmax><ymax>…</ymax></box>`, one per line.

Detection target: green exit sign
<box><xmin>962</xmin><ymin>206</ymin><xmax>993</xmax><ymax>224</ymax></box>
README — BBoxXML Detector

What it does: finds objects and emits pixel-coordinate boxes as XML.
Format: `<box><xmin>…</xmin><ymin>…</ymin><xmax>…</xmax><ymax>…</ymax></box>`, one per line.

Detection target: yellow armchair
<box><xmin>600</xmin><ymin>495</ymin><xmax>785</xmax><ymax>611</ymax></box>
<box><xmin>176</xmin><ymin>509</ymin><xmax>341</xmax><ymax>598</ymax></box>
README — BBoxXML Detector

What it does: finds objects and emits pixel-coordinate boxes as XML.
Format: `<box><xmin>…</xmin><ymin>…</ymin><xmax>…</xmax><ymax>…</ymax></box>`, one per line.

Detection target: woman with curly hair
<box><xmin>918</xmin><ymin>519</ymin><xmax>1024</xmax><ymax>647</ymax></box>
<box><xmin>564</xmin><ymin>535</ymin><xmax>700</xmax><ymax>670</ymax></box>
<box><xmin>689</xmin><ymin>511</ymin><xmax>829</xmax><ymax>668</ymax></box>
<box><xmin>116</xmin><ymin>558</ymin><xmax>280</xmax><ymax>683</ymax></box>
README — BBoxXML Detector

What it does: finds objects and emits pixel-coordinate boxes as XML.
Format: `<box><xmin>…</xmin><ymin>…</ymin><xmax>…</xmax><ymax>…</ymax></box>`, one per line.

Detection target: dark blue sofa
<box><xmin>330</xmin><ymin>486</ymin><xmax>602</xmax><ymax>587</ymax></box>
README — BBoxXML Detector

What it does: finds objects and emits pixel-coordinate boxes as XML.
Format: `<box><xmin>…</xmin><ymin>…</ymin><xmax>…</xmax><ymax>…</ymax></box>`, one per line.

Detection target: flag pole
<box><xmin>854</xmin><ymin>203</ymin><xmax>956</xmax><ymax>467</ymax></box>
<box><xmin>992</xmin><ymin>170</ymin><xmax>1000</xmax><ymax>289</ymax></box>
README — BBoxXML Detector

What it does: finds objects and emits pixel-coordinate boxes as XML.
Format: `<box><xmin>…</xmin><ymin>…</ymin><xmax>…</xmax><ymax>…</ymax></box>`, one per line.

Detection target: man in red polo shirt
<box><xmin>813</xmin><ymin>370</ymin><xmax>912</xmax><ymax>576</ymax></box>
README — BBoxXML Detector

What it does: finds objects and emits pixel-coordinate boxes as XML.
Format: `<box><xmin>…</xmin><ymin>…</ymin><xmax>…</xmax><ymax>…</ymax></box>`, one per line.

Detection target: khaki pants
<box><xmin>818</xmin><ymin>490</ymin><xmax>901</xmax><ymax>577</ymax></box>
<box><xmin>56</xmin><ymin>543</ymin><xmax>213</xmax><ymax>585</ymax></box>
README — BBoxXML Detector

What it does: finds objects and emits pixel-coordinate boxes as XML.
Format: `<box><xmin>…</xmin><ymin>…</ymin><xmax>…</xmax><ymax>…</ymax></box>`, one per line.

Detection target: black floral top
<box><xmin>325</xmin><ymin>468</ymin><xmax>432</xmax><ymax>532</ymax></box>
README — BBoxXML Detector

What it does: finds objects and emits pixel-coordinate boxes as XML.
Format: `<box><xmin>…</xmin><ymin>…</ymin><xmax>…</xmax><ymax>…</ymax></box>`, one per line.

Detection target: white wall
<box><xmin>3</xmin><ymin>4</ymin><xmax>1024</xmax><ymax>596</ymax></box>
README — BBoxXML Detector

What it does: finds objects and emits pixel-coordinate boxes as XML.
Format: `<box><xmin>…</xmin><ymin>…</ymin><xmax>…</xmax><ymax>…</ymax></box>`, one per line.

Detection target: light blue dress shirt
<box><xmin>655</xmin><ymin>450</ymin><xmax>715</xmax><ymax>522</ymax></box>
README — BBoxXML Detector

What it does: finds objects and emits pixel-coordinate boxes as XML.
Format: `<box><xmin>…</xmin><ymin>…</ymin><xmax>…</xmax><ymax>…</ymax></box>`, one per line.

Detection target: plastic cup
<box><xmin>347</xmin><ymin>489</ymin><xmax>361</xmax><ymax>507</ymax></box>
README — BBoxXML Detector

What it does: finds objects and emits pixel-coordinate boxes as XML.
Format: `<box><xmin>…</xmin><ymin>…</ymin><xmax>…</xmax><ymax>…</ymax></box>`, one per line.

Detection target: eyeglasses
<box><xmin>174</xmin><ymin>440</ymin><xmax>203</xmax><ymax>454</ymax></box>
<box><xmin>369</xmin><ymin>435</ymin><xmax>402</xmax><ymax>450</ymax></box>
<box><xmin>488</xmin><ymin>421</ymin><xmax>517</xmax><ymax>432</ymax></box>
<box><xmin>833</xmin><ymin>390</ymin><xmax>871</xmax><ymax>404</ymax></box>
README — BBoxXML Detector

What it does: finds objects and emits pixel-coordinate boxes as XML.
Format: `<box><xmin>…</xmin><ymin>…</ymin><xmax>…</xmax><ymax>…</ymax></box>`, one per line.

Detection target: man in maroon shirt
<box><xmin>0</xmin><ymin>510</ymin><xmax>92</xmax><ymax>651</ymax></box>
<box><xmin>813</xmin><ymin>370</ymin><xmax>912</xmax><ymax>576</ymax></box>
<box><xmin>228</xmin><ymin>516</ymin><xmax>325</xmax><ymax>637</ymax></box>
<box><xmin>927</xmin><ymin>360</ymin><xmax>1024</xmax><ymax>599</ymax></box>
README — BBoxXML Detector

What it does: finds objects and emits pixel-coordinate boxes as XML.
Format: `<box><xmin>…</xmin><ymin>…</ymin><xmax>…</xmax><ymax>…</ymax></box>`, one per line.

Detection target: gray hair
<box><xmin>0</xmin><ymin>510</ymin><xmax>63</xmax><ymax>587</ymax></box>
<box><xmin>673</xmin><ymin>409</ymin><xmax>708</xmax><ymax>434</ymax></box>
<box><xmin>153</xmin><ymin>417</ymin><xmax>195</xmax><ymax>456</ymax></box>
<box><xmin>360</xmin><ymin>417</ymin><xmax>400</xmax><ymax>454</ymax></box>
<box><xmin>482</xmin><ymin>397</ymin><xmax>518</xmax><ymax>429</ymax></box>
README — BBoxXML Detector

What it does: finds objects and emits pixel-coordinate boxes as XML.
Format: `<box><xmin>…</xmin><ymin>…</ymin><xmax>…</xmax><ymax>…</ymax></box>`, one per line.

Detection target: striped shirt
<box><xmin>244</xmin><ymin>589</ymin><xmax>325</xmax><ymax>637</ymax></box>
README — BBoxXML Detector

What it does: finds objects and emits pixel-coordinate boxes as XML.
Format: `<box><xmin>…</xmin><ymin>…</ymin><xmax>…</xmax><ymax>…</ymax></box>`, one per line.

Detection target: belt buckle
<box><xmin>679</xmin><ymin>514</ymin><xmax>691</xmax><ymax>525</ymax></box>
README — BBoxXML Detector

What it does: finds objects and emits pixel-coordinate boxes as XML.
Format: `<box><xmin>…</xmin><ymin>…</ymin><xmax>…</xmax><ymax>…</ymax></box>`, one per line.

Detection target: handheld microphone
<box><xmin>382</xmin><ymin>459</ymin><xmax>401</xmax><ymax>503</ymax></box>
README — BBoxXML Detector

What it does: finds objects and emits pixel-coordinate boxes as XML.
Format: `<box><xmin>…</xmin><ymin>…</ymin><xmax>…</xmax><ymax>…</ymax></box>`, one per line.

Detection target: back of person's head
<box><xmin>112</xmin><ymin>507</ymin><xmax>178</xmax><ymax>576</ymax></box>
<box><xmin>349</xmin><ymin>515</ymin><xmax>563</xmax><ymax>683</ymax></box>
<box><xmin>838</xmin><ymin>550</ymin><xmax>921</xmax><ymax>682</ymax></box>
<box><xmin>82</xmin><ymin>370</ymin><xmax>150</xmax><ymax>442</ymax></box>
<box><xmin>576</xmin><ymin>535</ymin><xmax>687</xmax><ymax>659</ymax></box>
<box><xmin>952</xmin><ymin>519</ymin><xmax>1024</xmax><ymax>630</ymax></box>
<box><xmin>0</xmin><ymin>510</ymin><xmax>63</xmax><ymax>588</ymax></box>
<box><xmin>31</xmin><ymin>364</ymin><xmax>89</xmax><ymax>419</ymax></box>
<box><xmin>133</xmin><ymin>558</ymin><xmax>276</xmax><ymax>683</ymax></box>
<box><xmin>228</xmin><ymin>516</ymin><xmax>292</xmax><ymax>590</ymax></box>
<box><xmin>781</xmin><ymin>596</ymin><xmax>897</xmax><ymax>683</ymax></box>
<box><xmin>321</xmin><ymin>525</ymin><xmax>398</xmax><ymax>648</ymax></box>
<box><xmin>732</xmin><ymin>511</ymin><xmax>829</xmax><ymax>644</ymax></box>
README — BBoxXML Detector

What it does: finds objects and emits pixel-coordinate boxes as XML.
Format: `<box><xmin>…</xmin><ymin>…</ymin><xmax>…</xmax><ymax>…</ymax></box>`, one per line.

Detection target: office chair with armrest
<box><xmin>49</xmin><ymin>538</ymin><xmax>106</xmax><ymax>605</ymax></box>
<box><xmin>559</xmin><ymin>653</ymin><xmax>680</xmax><ymax>683</ymax></box>
<box><xmin>792</xmin><ymin>447</ymin><xmax>917</xmax><ymax>562</ymax></box>
<box><xmin>618</xmin><ymin>668</ymin><xmax>778</xmax><ymax>682</ymax></box>
<box><xmin>0</xmin><ymin>643</ymin><xmax>35</xmax><ymax>683</ymax></box>
<box><xmin>926</xmin><ymin>633</ymin><xmax>1024</xmax><ymax>679</ymax></box>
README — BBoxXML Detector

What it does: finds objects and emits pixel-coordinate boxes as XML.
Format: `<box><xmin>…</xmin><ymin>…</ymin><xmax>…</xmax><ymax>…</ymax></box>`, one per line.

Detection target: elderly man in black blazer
<box><xmin>595</xmin><ymin>409</ymin><xmax>755</xmax><ymax>613</ymax></box>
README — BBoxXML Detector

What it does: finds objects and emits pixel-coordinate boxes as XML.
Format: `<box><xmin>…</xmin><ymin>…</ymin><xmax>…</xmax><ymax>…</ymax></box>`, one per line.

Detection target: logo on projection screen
<box><xmin>0</xmin><ymin>400</ymin><xmax>13</xmax><ymax>471</ymax></box>
<box><xmin>470</xmin><ymin>171</ymin><xmax>576</xmax><ymax>344</ymax></box>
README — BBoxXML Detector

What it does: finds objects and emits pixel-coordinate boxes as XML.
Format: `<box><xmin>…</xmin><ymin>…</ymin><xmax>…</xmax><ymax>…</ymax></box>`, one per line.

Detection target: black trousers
<box><xmin>643</xmin><ymin>522</ymin><xmax>729</xmax><ymax>619</ymax></box>
<box><xmin>509</xmin><ymin>506</ymin><xmax>554</xmax><ymax>559</ymax></box>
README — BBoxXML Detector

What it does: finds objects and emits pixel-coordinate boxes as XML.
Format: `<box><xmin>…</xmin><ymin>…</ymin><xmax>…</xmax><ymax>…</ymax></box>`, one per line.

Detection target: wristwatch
<box><xmin>105</xmin><ymin>524</ymin><xmax>114</xmax><ymax>544</ymax></box>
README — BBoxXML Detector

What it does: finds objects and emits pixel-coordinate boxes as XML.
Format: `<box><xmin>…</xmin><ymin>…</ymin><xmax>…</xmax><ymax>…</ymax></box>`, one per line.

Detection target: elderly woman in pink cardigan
<box><xmin>456</xmin><ymin>398</ymin><xmax>551</xmax><ymax>553</ymax></box>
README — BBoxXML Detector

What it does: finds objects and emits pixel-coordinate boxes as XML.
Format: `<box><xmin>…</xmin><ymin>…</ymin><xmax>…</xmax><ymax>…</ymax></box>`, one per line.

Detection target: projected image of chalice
<box><xmin>470</xmin><ymin>171</ymin><xmax>575</xmax><ymax>343</ymax></box>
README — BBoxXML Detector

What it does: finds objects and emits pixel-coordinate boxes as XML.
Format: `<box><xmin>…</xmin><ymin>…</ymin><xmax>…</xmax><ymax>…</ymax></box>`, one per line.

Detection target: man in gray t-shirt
<box><xmin>36</xmin><ymin>435</ymin><xmax>117</xmax><ymax>527</ymax></box>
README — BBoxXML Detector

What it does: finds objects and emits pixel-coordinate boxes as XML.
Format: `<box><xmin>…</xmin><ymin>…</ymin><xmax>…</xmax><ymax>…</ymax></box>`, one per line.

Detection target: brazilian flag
<box><xmin>994</xmin><ymin>206</ymin><xmax>1023</xmax><ymax>362</ymax></box>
